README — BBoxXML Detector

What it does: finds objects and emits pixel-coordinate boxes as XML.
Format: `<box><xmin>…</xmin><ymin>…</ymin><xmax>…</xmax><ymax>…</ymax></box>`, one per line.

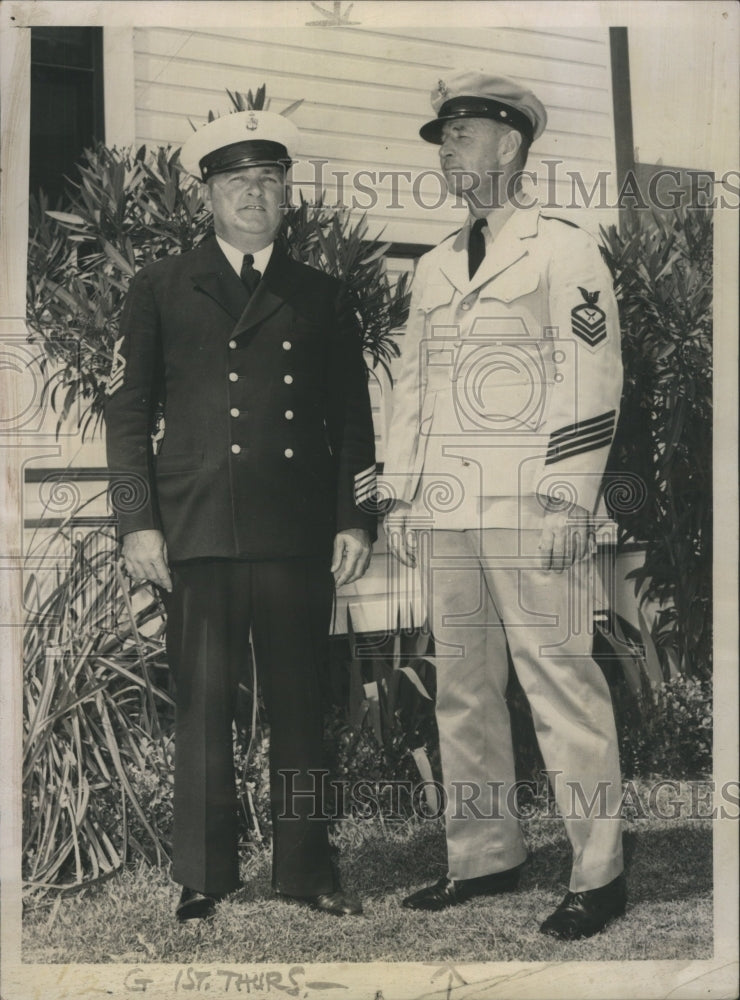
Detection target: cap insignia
<box><xmin>246</xmin><ymin>113</ymin><xmax>259</xmax><ymax>131</ymax></box>
<box><xmin>437</xmin><ymin>79</ymin><xmax>448</xmax><ymax>99</ymax></box>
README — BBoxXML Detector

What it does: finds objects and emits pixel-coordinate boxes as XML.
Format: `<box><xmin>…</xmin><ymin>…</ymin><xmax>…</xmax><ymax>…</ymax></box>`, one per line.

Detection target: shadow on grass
<box><xmin>337</xmin><ymin>818</ymin><xmax>713</xmax><ymax>907</ymax></box>
<box><xmin>342</xmin><ymin>822</ymin><xmax>448</xmax><ymax>896</ymax></box>
<box><xmin>623</xmin><ymin>826</ymin><xmax>713</xmax><ymax>903</ymax></box>
<box><xmin>22</xmin><ymin>814</ymin><xmax>713</xmax><ymax>965</ymax></box>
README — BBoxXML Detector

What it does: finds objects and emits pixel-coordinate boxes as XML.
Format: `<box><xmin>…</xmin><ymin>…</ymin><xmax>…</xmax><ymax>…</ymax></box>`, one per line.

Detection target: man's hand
<box><xmin>121</xmin><ymin>529</ymin><xmax>172</xmax><ymax>591</ymax></box>
<box><xmin>538</xmin><ymin>506</ymin><xmax>595</xmax><ymax>572</ymax></box>
<box><xmin>331</xmin><ymin>528</ymin><xmax>372</xmax><ymax>587</ymax></box>
<box><xmin>385</xmin><ymin>502</ymin><xmax>417</xmax><ymax>567</ymax></box>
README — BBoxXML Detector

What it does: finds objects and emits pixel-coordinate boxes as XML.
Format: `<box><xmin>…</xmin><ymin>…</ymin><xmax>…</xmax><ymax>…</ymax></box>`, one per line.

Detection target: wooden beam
<box><xmin>609</xmin><ymin>27</ymin><xmax>635</xmax><ymax>192</ymax></box>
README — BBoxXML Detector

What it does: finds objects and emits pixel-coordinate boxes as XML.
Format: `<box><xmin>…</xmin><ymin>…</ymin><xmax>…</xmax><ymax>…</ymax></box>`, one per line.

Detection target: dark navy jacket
<box><xmin>105</xmin><ymin>235</ymin><xmax>377</xmax><ymax>561</ymax></box>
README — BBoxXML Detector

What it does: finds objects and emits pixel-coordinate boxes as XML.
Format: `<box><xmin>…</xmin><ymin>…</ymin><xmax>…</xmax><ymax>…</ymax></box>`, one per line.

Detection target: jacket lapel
<box><xmin>435</xmin><ymin>203</ymin><xmax>542</xmax><ymax>296</ymax></box>
<box><xmin>230</xmin><ymin>246</ymin><xmax>289</xmax><ymax>339</ymax></box>
<box><xmin>189</xmin><ymin>236</ymin><xmax>289</xmax><ymax>340</ymax></box>
<box><xmin>191</xmin><ymin>236</ymin><xmax>249</xmax><ymax>322</ymax></box>
<box><xmin>468</xmin><ymin>203</ymin><xmax>540</xmax><ymax>293</ymax></box>
<box><xmin>437</xmin><ymin>228</ymin><xmax>470</xmax><ymax>294</ymax></box>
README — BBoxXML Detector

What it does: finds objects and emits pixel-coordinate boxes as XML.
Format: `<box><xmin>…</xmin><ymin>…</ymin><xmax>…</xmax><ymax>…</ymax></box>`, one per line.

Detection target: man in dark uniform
<box><xmin>105</xmin><ymin>110</ymin><xmax>376</xmax><ymax>921</ymax></box>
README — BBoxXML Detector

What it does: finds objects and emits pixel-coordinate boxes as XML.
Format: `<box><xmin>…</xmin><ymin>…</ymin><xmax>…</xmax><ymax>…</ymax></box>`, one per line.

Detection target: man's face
<box><xmin>204</xmin><ymin>164</ymin><xmax>288</xmax><ymax>250</ymax></box>
<box><xmin>439</xmin><ymin>118</ymin><xmax>513</xmax><ymax>209</ymax></box>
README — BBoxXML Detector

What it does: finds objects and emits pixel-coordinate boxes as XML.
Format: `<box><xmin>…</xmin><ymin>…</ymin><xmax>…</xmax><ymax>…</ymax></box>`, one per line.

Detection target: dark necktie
<box><xmin>240</xmin><ymin>253</ymin><xmax>261</xmax><ymax>295</ymax></box>
<box><xmin>468</xmin><ymin>217</ymin><xmax>487</xmax><ymax>280</ymax></box>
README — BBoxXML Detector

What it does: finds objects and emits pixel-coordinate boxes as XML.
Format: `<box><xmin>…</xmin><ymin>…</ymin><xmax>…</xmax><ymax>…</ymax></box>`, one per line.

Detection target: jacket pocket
<box><xmin>155</xmin><ymin>450</ymin><xmax>204</xmax><ymax>475</ymax></box>
<box><xmin>418</xmin><ymin>277</ymin><xmax>456</xmax><ymax>314</ymax></box>
<box><xmin>478</xmin><ymin>268</ymin><xmax>540</xmax><ymax>304</ymax></box>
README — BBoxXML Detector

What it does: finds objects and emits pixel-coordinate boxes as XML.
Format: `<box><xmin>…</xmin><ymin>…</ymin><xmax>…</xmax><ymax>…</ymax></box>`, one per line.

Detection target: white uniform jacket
<box><xmin>382</xmin><ymin>201</ymin><xmax>623</xmax><ymax>525</ymax></box>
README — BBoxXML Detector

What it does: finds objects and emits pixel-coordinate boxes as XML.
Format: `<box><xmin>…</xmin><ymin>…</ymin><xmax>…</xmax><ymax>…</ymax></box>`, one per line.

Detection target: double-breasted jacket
<box><xmin>105</xmin><ymin>235</ymin><xmax>377</xmax><ymax>560</ymax></box>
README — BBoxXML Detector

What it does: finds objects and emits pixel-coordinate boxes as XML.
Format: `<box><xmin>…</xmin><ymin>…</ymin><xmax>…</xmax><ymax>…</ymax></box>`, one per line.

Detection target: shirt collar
<box><xmin>216</xmin><ymin>235</ymin><xmax>274</xmax><ymax>277</ymax></box>
<box><xmin>465</xmin><ymin>195</ymin><xmax>540</xmax><ymax>248</ymax></box>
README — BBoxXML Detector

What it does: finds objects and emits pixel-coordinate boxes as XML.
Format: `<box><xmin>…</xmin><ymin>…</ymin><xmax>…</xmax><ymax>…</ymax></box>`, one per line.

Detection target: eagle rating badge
<box><xmin>571</xmin><ymin>287</ymin><xmax>607</xmax><ymax>347</ymax></box>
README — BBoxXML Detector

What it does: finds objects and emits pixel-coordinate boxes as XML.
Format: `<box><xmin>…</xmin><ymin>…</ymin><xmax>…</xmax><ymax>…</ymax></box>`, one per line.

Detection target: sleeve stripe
<box><xmin>548</xmin><ymin>409</ymin><xmax>616</xmax><ymax>444</ymax></box>
<box><xmin>354</xmin><ymin>466</ymin><xmax>376</xmax><ymax>486</ymax></box>
<box><xmin>354</xmin><ymin>482</ymin><xmax>377</xmax><ymax>503</ymax></box>
<box><xmin>106</xmin><ymin>370</ymin><xmax>125</xmax><ymax>397</ymax></box>
<box><xmin>545</xmin><ymin>430</ymin><xmax>614</xmax><ymax>465</ymax></box>
<box><xmin>547</xmin><ymin>426</ymin><xmax>614</xmax><ymax>458</ymax></box>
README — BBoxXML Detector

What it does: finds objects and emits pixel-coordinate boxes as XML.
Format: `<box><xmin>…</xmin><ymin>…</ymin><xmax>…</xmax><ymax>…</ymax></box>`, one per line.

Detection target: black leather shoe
<box><xmin>276</xmin><ymin>887</ymin><xmax>363</xmax><ymax>916</ymax></box>
<box><xmin>402</xmin><ymin>865</ymin><xmax>523</xmax><ymax>911</ymax></box>
<box><xmin>176</xmin><ymin>886</ymin><xmax>223</xmax><ymax>921</ymax></box>
<box><xmin>312</xmin><ymin>889</ymin><xmax>363</xmax><ymax>916</ymax></box>
<box><xmin>539</xmin><ymin>875</ymin><xmax>626</xmax><ymax>940</ymax></box>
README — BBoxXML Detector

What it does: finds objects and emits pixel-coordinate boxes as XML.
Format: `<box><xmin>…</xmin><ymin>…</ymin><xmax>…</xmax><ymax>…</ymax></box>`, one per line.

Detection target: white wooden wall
<box><xmin>133</xmin><ymin>24</ymin><xmax>619</xmax><ymax>242</ymax></box>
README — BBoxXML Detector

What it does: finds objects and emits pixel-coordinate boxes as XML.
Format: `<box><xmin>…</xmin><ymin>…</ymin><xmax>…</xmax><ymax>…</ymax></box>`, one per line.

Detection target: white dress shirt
<box><xmin>216</xmin><ymin>235</ymin><xmax>273</xmax><ymax>278</ymax></box>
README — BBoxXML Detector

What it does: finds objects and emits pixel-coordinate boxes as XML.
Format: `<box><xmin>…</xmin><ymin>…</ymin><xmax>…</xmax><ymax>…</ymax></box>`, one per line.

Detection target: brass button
<box><xmin>282</xmin><ymin>341</ymin><xmax>292</xmax><ymax>351</ymax></box>
<box><xmin>284</xmin><ymin>448</ymin><xmax>294</xmax><ymax>458</ymax></box>
<box><xmin>230</xmin><ymin>408</ymin><xmax>239</xmax><ymax>418</ymax></box>
<box><xmin>285</xmin><ymin>410</ymin><xmax>294</xmax><ymax>420</ymax></box>
<box><xmin>231</xmin><ymin>443</ymin><xmax>241</xmax><ymax>455</ymax></box>
<box><xmin>461</xmin><ymin>302</ymin><xmax>471</xmax><ymax>311</ymax></box>
<box><xmin>229</xmin><ymin>372</ymin><xmax>238</xmax><ymax>382</ymax></box>
<box><xmin>284</xmin><ymin>374</ymin><xmax>293</xmax><ymax>385</ymax></box>
<box><xmin>228</xmin><ymin>340</ymin><xmax>237</xmax><ymax>349</ymax></box>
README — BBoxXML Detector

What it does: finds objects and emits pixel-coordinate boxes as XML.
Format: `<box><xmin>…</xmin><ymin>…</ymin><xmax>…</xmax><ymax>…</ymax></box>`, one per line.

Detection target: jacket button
<box><xmin>230</xmin><ymin>408</ymin><xmax>240</xmax><ymax>418</ymax></box>
<box><xmin>284</xmin><ymin>448</ymin><xmax>294</xmax><ymax>458</ymax></box>
<box><xmin>285</xmin><ymin>410</ymin><xmax>294</xmax><ymax>420</ymax></box>
<box><xmin>282</xmin><ymin>341</ymin><xmax>292</xmax><ymax>351</ymax></box>
<box><xmin>231</xmin><ymin>443</ymin><xmax>241</xmax><ymax>455</ymax></box>
<box><xmin>284</xmin><ymin>374</ymin><xmax>293</xmax><ymax>384</ymax></box>
<box><xmin>229</xmin><ymin>340</ymin><xmax>237</xmax><ymax>349</ymax></box>
<box><xmin>460</xmin><ymin>300</ymin><xmax>472</xmax><ymax>311</ymax></box>
<box><xmin>229</xmin><ymin>372</ymin><xmax>238</xmax><ymax>382</ymax></box>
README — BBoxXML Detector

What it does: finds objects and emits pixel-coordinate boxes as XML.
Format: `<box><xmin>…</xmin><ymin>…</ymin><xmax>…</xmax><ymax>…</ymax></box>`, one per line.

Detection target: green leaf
<box><xmin>46</xmin><ymin>211</ymin><xmax>86</xmax><ymax>227</ymax></box>
<box><xmin>396</xmin><ymin>665</ymin><xmax>432</xmax><ymax>700</ymax></box>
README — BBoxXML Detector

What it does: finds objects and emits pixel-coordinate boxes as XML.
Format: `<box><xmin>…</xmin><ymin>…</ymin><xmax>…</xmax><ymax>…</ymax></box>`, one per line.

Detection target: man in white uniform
<box><xmin>383</xmin><ymin>72</ymin><xmax>626</xmax><ymax>939</ymax></box>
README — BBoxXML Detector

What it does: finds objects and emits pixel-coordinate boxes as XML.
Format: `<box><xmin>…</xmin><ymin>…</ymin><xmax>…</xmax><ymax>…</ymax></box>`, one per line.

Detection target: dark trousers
<box><xmin>164</xmin><ymin>557</ymin><xmax>336</xmax><ymax>897</ymax></box>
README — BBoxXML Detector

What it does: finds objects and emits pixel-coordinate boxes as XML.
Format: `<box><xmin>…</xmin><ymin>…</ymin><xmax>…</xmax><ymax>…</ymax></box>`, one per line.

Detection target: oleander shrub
<box><xmin>614</xmin><ymin>674</ymin><xmax>712</xmax><ymax>779</ymax></box>
<box><xmin>600</xmin><ymin>206</ymin><xmax>712</xmax><ymax>680</ymax></box>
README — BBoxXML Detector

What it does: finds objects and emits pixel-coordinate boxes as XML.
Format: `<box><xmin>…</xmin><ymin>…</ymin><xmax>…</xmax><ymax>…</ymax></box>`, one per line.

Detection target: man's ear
<box><xmin>498</xmin><ymin>128</ymin><xmax>523</xmax><ymax>167</ymax></box>
<box><xmin>201</xmin><ymin>181</ymin><xmax>212</xmax><ymax>212</ymax></box>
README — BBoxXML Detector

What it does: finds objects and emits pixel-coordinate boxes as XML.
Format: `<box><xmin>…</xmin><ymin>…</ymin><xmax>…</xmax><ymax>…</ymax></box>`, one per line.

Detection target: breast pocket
<box><xmin>478</xmin><ymin>268</ymin><xmax>541</xmax><ymax>305</ymax></box>
<box><xmin>476</xmin><ymin>269</ymin><xmax>543</xmax><ymax>341</ymax></box>
<box><xmin>418</xmin><ymin>277</ymin><xmax>456</xmax><ymax>316</ymax></box>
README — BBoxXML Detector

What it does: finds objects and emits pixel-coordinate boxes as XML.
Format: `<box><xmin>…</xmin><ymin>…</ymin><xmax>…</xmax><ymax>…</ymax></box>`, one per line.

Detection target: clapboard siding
<box><xmin>132</xmin><ymin>24</ymin><xmax>618</xmax><ymax>242</ymax></box>
<box><xmin>135</xmin><ymin>78</ymin><xmax>614</xmax><ymax>147</ymax></box>
<box><xmin>134</xmin><ymin>55</ymin><xmax>613</xmax><ymax>137</ymax></box>
<box><xmin>136</xmin><ymin>92</ymin><xmax>614</xmax><ymax>165</ymax></box>
<box><xmin>134</xmin><ymin>26</ymin><xmax>610</xmax><ymax>91</ymax></box>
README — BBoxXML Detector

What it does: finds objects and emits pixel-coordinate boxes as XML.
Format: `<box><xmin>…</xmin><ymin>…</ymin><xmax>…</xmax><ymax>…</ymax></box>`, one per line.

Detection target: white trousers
<box><xmin>423</xmin><ymin>528</ymin><xmax>624</xmax><ymax>892</ymax></box>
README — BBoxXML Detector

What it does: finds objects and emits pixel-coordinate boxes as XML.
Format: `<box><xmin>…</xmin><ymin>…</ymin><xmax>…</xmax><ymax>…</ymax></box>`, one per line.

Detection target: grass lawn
<box><xmin>22</xmin><ymin>781</ymin><xmax>712</xmax><ymax>965</ymax></box>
